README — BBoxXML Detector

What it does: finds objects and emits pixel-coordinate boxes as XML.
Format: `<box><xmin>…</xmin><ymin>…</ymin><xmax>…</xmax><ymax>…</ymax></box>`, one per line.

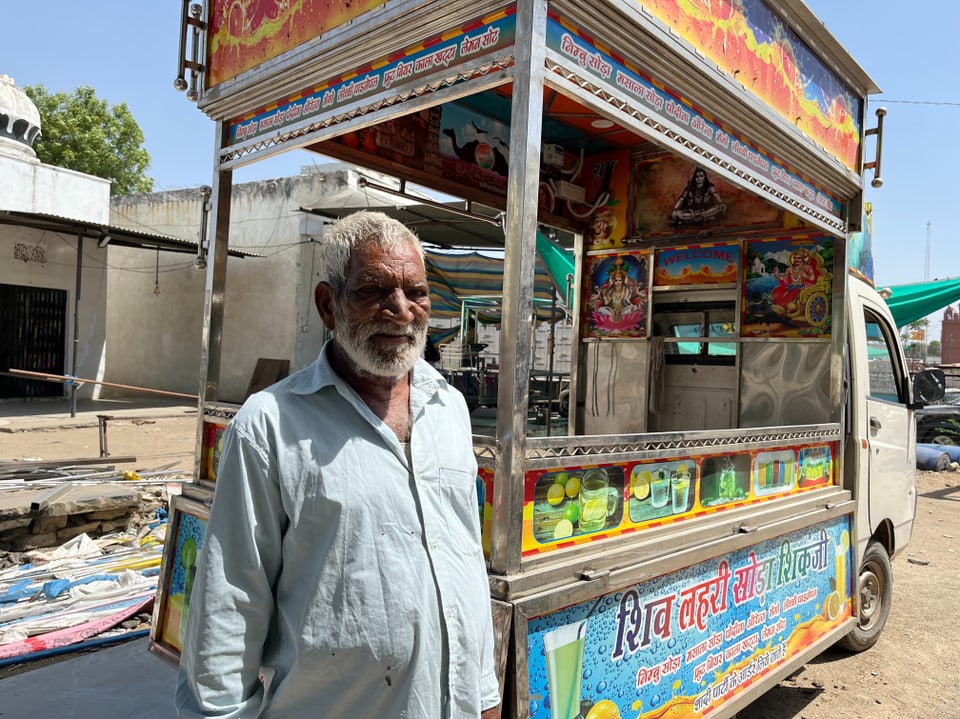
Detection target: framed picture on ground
<box><xmin>148</xmin><ymin>494</ymin><xmax>210</xmax><ymax>668</ymax></box>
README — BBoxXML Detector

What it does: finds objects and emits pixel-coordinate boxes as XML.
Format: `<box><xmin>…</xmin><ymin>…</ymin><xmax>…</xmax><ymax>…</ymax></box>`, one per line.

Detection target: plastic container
<box><xmin>916</xmin><ymin>443</ymin><xmax>952</xmax><ymax>471</ymax></box>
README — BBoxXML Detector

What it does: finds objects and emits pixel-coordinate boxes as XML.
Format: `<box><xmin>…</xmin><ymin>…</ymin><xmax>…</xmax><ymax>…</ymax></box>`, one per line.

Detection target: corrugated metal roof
<box><xmin>0</xmin><ymin>211</ymin><xmax>258</xmax><ymax>258</ymax></box>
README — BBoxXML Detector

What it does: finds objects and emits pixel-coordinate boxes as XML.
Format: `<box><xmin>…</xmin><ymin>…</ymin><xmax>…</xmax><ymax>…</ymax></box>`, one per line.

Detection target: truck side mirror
<box><xmin>913</xmin><ymin>368</ymin><xmax>946</xmax><ymax>405</ymax></box>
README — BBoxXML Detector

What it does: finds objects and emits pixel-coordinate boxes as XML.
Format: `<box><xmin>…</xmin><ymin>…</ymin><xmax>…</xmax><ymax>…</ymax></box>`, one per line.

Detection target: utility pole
<box><xmin>924</xmin><ymin>221</ymin><xmax>933</xmax><ymax>367</ymax></box>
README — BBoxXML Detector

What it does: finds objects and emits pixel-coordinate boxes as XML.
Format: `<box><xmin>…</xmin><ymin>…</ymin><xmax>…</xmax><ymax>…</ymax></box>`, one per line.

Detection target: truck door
<box><xmin>859</xmin><ymin>301</ymin><xmax>916</xmax><ymax>549</ymax></box>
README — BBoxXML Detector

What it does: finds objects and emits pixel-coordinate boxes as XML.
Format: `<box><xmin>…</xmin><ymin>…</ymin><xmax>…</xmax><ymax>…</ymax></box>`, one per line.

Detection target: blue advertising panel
<box><xmin>526</xmin><ymin>515</ymin><xmax>852</xmax><ymax>718</ymax></box>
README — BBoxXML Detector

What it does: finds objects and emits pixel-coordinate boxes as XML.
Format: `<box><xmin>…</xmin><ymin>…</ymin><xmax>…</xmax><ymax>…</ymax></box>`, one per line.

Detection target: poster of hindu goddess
<box><xmin>582</xmin><ymin>251</ymin><xmax>650</xmax><ymax>338</ymax></box>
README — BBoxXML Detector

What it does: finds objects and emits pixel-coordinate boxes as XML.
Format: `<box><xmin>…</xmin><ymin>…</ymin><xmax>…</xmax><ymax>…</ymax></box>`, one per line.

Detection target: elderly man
<box><xmin>176</xmin><ymin>211</ymin><xmax>501</xmax><ymax>718</ymax></box>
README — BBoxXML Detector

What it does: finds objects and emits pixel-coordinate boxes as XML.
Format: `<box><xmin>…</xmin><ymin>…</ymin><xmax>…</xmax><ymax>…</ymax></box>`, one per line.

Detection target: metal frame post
<box><xmin>490</xmin><ymin>0</ymin><xmax>549</xmax><ymax>575</ymax></box>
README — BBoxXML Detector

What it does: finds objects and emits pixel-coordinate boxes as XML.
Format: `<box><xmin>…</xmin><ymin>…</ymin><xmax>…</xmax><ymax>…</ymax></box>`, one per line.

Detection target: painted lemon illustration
<box><xmin>585</xmin><ymin>699</ymin><xmax>622</xmax><ymax>719</ymax></box>
<box><xmin>553</xmin><ymin>518</ymin><xmax>574</xmax><ymax>540</ymax></box>
<box><xmin>824</xmin><ymin>591</ymin><xmax>843</xmax><ymax>621</ymax></box>
<box><xmin>631</xmin><ymin>468</ymin><xmax>651</xmax><ymax>500</ymax></box>
<box><xmin>563</xmin><ymin>502</ymin><xmax>580</xmax><ymax>524</ymax></box>
<box><xmin>554</xmin><ymin>471</ymin><xmax>569</xmax><ymax>486</ymax></box>
<box><xmin>547</xmin><ymin>483</ymin><xmax>565</xmax><ymax>506</ymax></box>
<box><xmin>564</xmin><ymin>475</ymin><xmax>581</xmax><ymax>499</ymax></box>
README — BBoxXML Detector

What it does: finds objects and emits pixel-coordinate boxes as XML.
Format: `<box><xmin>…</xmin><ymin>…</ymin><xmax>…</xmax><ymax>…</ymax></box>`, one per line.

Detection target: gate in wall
<box><xmin>0</xmin><ymin>283</ymin><xmax>67</xmax><ymax>399</ymax></box>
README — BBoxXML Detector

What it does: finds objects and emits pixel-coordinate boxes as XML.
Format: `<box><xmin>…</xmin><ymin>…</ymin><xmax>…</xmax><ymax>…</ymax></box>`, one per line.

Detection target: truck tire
<box><xmin>837</xmin><ymin>541</ymin><xmax>892</xmax><ymax>652</ymax></box>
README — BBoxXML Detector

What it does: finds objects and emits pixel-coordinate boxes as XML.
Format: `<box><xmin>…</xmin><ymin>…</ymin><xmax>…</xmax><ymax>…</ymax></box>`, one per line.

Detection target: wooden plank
<box><xmin>245</xmin><ymin>358</ymin><xmax>290</xmax><ymax>399</ymax></box>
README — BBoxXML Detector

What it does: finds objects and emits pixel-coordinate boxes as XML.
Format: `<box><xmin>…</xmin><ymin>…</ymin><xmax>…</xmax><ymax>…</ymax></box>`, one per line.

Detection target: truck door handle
<box><xmin>870</xmin><ymin>417</ymin><xmax>882</xmax><ymax>430</ymax></box>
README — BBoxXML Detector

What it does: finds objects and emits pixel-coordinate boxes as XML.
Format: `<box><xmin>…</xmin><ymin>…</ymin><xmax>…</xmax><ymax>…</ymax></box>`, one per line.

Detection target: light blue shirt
<box><xmin>176</xmin><ymin>343</ymin><xmax>500</xmax><ymax>718</ymax></box>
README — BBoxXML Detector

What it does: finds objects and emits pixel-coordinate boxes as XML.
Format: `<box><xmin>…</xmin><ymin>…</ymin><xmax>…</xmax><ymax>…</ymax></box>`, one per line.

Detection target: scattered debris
<box><xmin>0</xmin><ymin>459</ymin><xmax>185</xmax><ymax>670</ymax></box>
<box><xmin>0</xmin><ymin>457</ymin><xmax>138</xmax><ymax>475</ymax></box>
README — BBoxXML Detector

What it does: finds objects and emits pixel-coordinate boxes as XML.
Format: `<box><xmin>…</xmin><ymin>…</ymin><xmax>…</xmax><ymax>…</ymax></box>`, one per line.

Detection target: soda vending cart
<box><xmin>151</xmin><ymin>1</ymin><xmax>923</xmax><ymax>717</ymax></box>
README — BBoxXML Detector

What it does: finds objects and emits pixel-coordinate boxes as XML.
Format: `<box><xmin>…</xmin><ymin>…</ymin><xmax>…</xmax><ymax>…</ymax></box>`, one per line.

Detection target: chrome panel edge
<box><xmin>492</xmin><ymin>491</ymin><xmax>852</xmax><ymax>603</ymax></box>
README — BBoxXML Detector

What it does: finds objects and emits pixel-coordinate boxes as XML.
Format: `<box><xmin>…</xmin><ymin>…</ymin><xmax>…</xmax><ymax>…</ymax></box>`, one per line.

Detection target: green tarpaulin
<box><xmin>535</xmin><ymin>231</ymin><xmax>575</xmax><ymax>303</ymax></box>
<box><xmin>883</xmin><ymin>278</ymin><xmax>960</xmax><ymax>328</ymax></box>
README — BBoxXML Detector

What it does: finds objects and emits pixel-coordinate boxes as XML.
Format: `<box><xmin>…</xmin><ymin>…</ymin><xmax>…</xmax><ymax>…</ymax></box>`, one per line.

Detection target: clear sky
<box><xmin>4</xmin><ymin>2</ymin><xmax>957</xmax><ymax>332</ymax></box>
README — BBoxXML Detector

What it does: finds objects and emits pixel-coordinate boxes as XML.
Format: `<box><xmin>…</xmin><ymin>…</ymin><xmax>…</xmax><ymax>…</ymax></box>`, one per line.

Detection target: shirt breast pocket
<box><xmin>438</xmin><ymin>466</ymin><xmax>483</xmax><ymax>556</ymax></box>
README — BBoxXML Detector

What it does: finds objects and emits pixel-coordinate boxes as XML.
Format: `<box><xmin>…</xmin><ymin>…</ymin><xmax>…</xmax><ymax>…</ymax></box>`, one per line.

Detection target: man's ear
<box><xmin>314</xmin><ymin>282</ymin><xmax>336</xmax><ymax>330</ymax></box>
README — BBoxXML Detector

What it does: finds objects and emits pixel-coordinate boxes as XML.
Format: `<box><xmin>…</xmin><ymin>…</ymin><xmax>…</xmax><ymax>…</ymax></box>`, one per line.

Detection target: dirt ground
<box><xmin>0</xmin><ymin>415</ymin><xmax>198</xmax><ymax>478</ymax></box>
<box><xmin>737</xmin><ymin>467</ymin><xmax>959</xmax><ymax>719</ymax></box>
<box><xmin>2</xmin><ymin>416</ymin><xmax>956</xmax><ymax>717</ymax></box>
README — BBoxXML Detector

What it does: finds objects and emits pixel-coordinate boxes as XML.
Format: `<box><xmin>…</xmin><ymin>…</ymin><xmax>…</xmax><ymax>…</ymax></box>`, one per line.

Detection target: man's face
<box><xmin>330</xmin><ymin>241</ymin><xmax>430</xmax><ymax>380</ymax></box>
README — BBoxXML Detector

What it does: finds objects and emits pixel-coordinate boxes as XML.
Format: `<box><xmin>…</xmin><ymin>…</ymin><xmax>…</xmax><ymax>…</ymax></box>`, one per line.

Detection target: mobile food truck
<box><xmin>152</xmin><ymin>1</ymin><xmax>944</xmax><ymax>717</ymax></box>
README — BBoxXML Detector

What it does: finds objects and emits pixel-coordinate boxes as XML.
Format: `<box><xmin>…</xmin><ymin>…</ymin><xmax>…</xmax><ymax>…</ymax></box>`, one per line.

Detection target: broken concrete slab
<box><xmin>0</xmin><ymin>483</ymin><xmax>144</xmax><ymax>552</ymax></box>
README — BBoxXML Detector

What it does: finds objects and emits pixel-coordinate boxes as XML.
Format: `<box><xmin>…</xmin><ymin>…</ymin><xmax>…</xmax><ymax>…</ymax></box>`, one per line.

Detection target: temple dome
<box><xmin>0</xmin><ymin>75</ymin><xmax>42</xmax><ymax>160</ymax></box>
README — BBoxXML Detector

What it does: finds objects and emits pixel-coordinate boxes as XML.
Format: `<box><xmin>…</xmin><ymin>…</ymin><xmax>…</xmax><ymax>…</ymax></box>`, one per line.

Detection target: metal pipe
<box><xmin>490</xmin><ymin>0</ymin><xmax>549</xmax><ymax>577</ymax></box>
<box><xmin>174</xmin><ymin>0</ymin><xmax>191</xmax><ymax>92</ymax></box>
<box><xmin>545</xmin><ymin>293</ymin><xmax>557</xmax><ymax>436</ymax></box>
<box><xmin>187</xmin><ymin>5</ymin><xmax>202</xmax><ymax>102</ymax></box>
<box><xmin>70</xmin><ymin>233</ymin><xmax>83</xmax><ymax>418</ymax></box>
<box><xmin>356</xmin><ymin>177</ymin><xmax>504</xmax><ymax>227</ymax></box>
<box><xmin>8</xmin><ymin>369</ymin><xmax>198</xmax><ymax>400</ymax></box>
<box><xmin>863</xmin><ymin>107</ymin><xmax>887</xmax><ymax>189</ymax></box>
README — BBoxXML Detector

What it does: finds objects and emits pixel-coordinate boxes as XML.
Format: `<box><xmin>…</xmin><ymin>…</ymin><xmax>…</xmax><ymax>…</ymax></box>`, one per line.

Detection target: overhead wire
<box><xmin>877</xmin><ymin>99</ymin><xmax>960</xmax><ymax>107</ymax></box>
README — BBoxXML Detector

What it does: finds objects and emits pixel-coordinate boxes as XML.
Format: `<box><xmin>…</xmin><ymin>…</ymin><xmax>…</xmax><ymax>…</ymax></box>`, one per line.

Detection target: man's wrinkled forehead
<box><xmin>348</xmin><ymin>240</ymin><xmax>427</xmax><ymax>281</ymax></box>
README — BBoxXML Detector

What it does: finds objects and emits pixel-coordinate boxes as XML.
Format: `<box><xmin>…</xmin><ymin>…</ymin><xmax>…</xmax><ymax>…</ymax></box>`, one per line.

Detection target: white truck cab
<box><xmin>841</xmin><ymin>274</ymin><xmax>942</xmax><ymax>649</ymax></box>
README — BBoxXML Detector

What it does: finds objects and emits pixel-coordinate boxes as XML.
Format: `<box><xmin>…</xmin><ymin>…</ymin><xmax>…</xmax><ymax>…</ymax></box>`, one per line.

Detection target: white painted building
<box><xmin>108</xmin><ymin>173</ymin><xmax>329</xmax><ymax>403</ymax></box>
<box><xmin>0</xmin><ymin>73</ymin><xmax>567</xmax><ymax>407</ymax></box>
<box><xmin>0</xmin><ymin>75</ymin><xmax>111</xmax><ymax>401</ymax></box>
<box><xmin>0</xmin><ymin>75</ymin><xmax>240</xmax><ymax>406</ymax></box>
<box><xmin>107</xmin><ymin>166</ymin><xmax>452</xmax><ymax>402</ymax></box>
<box><xmin>107</xmin><ymin>165</ymin><xmax>573</xmax><ymax>403</ymax></box>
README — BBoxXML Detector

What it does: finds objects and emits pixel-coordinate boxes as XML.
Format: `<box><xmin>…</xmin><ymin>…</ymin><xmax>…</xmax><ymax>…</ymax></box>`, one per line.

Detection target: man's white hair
<box><xmin>317</xmin><ymin>211</ymin><xmax>424</xmax><ymax>295</ymax></box>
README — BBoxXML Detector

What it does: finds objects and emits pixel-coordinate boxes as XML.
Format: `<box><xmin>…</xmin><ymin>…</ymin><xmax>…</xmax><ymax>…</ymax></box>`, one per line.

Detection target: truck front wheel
<box><xmin>837</xmin><ymin>541</ymin><xmax>892</xmax><ymax>652</ymax></box>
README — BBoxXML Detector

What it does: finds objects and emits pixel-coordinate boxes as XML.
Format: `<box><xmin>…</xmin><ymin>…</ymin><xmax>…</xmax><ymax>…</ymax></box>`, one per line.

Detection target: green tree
<box><xmin>928</xmin><ymin>339</ymin><xmax>941</xmax><ymax>359</ymax></box>
<box><xmin>24</xmin><ymin>84</ymin><xmax>153</xmax><ymax>195</ymax></box>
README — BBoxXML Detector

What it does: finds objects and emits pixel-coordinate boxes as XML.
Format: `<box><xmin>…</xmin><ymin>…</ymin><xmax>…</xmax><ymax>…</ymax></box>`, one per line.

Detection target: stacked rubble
<box><xmin>0</xmin><ymin>461</ymin><xmax>183</xmax><ymax>671</ymax></box>
<box><xmin>0</xmin><ymin>481</ymin><xmax>148</xmax><ymax>552</ymax></box>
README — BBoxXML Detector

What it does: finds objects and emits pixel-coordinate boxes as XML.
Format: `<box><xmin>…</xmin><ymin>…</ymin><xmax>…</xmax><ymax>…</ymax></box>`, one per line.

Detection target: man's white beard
<box><xmin>333</xmin><ymin>305</ymin><xmax>427</xmax><ymax>380</ymax></box>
